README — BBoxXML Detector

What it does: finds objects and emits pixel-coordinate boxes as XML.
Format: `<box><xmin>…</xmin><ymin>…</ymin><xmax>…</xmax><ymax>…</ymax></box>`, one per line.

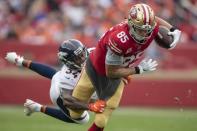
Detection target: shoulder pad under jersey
<box><xmin>87</xmin><ymin>47</ymin><xmax>95</xmax><ymax>53</ymax></box>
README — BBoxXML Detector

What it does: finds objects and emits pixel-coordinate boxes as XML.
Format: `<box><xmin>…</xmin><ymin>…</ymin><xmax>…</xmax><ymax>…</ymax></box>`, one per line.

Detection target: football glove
<box><xmin>5</xmin><ymin>52</ymin><xmax>24</xmax><ymax>66</ymax></box>
<box><xmin>135</xmin><ymin>59</ymin><xmax>158</xmax><ymax>74</ymax></box>
<box><xmin>88</xmin><ymin>100</ymin><xmax>106</xmax><ymax>113</ymax></box>
<box><xmin>167</xmin><ymin>28</ymin><xmax>181</xmax><ymax>50</ymax></box>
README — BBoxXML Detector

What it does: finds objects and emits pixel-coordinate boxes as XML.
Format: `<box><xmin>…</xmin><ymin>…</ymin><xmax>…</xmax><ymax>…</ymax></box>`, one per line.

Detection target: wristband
<box><xmin>22</xmin><ymin>60</ymin><xmax>32</xmax><ymax>68</ymax></box>
<box><xmin>170</xmin><ymin>27</ymin><xmax>176</xmax><ymax>32</ymax></box>
<box><xmin>135</xmin><ymin>66</ymin><xmax>140</xmax><ymax>74</ymax></box>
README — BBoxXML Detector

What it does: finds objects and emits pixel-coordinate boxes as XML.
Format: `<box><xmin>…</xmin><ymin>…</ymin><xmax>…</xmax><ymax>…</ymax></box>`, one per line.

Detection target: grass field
<box><xmin>0</xmin><ymin>106</ymin><xmax>197</xmax><ymax>131</ymax></box>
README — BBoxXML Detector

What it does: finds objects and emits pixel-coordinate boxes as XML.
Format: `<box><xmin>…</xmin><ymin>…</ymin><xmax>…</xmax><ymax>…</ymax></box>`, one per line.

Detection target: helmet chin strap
<box><xmin>61</xmin><ymin>58</ymin><xmax>82</xmax><ymax>70</ymax></box>
<box><xmin>129</xmin><ymin>28</ymin><xmax>146</xmax><ymax>44</ymax></box>
<box><xmin>128</xmin><ymin>19</ymin><xmax>146</xmax><ymax>44</ymax></box>
<box><xmin>58</xmin><ymin>47</ymin><xmax>88</xmax><ymax>71</ymax></box>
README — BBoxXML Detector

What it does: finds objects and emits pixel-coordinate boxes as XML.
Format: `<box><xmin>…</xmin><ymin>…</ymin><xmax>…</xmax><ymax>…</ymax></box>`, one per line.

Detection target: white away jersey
<box><xmin>50</xmin><ymin>65</ymin><xmax>81</xmax><ymax>105</ymax></box>
<box><xmin>51</xmin><ymin>47</ymin><xmax>95</xmax><ymax>91</ymax></box>
<box><xmin>54</xmin><ymin>65</ymin><xmax>81</xmax><ymax>90</ymax></box>
<box><xmin>50</xmin><ymin>48</ymin><xmax>97</xmax><ymax>105</ymax></box>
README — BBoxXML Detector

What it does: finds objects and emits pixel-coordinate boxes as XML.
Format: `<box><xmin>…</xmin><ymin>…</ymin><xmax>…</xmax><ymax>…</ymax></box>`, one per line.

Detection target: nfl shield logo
<box><xmin>126</xmin><ymin>48</ymin><xmax>132</xmax><ymax>54</ymax></box>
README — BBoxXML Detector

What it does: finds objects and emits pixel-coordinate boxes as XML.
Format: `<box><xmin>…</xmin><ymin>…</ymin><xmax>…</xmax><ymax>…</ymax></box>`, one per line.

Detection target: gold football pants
<box><xmin>69</xmin><ymin>68</ymin><xmax>125</xmax><ymax>128</ymax></box>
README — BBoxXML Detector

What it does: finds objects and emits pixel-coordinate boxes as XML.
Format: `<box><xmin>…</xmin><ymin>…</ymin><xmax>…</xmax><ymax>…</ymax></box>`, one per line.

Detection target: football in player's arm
<box><xmin>67</xmin><ymin>3</ymin><xmax>181</xmax><ymax>131</ymax></box>
<box><xmin>106</xmin><ymin>16</ymin><xmax>181</xmax><ymax>79</ymax></box>
<box><xmin>5</xmin><ymin>39</ymin><xmax>105</xmax><ymax>124</ymax></box>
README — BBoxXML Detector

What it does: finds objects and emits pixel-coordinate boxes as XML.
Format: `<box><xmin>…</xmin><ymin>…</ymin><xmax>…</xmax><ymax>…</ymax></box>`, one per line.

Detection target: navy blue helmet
<box><xmin>58</xmin><ymin>39</ymin><xmax>88</xmax><ymax>70</ymax></box>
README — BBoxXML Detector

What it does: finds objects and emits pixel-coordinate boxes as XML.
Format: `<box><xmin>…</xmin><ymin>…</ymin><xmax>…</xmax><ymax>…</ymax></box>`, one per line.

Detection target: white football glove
<box><xmin>168</xmin><ymin>29</ymin><xmax>181</xmax><ymax>50</ymax></box>
<box><xmin>5</xmin><ymin>52</ymin><xmax>24</xmax><ymax>66</ymax></box>
<box><xmin>136</xmin><ymin>59</ymin><xmax>158</xmax><ymax>74</ymax></box>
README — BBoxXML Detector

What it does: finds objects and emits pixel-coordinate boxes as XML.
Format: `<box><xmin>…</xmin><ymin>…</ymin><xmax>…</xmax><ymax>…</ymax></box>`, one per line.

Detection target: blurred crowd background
<box><xmin>0</xmin><ymin>0</ymin><xmax>197</xmax><ymax>107</ymax></box>
<box><xmin>0</xmin><ymin>0</ymin><xmax>197</xmax><ymax>70</ymax></box>
<box><xmin>0</xmin><ymin>0</ymin><xmax>196</xmax><ymax>46</ymax></box>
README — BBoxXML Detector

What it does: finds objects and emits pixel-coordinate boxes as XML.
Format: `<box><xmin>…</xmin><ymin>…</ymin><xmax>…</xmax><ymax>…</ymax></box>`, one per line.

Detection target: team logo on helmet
<box><xmin>128</xmin><ymin>4</ymin><xmax>156</xmax><ymax>44</ymax></box>
<box><xmin>58</xmin><ymin>39</ymin><xmax>87</xmax><ymax>70</ymax></box>
<box><xmin>129</xmin><ymin>8</ymin><xmax>137</xmax><ymax>19</ymax></box>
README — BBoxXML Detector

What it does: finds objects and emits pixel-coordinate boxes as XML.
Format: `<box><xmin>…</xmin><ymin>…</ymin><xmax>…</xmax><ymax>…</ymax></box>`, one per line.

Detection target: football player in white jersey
<box><xmin>5</xmin><ymin>39</ymin><xmax>105</xmax><ymax>124</ymax></box>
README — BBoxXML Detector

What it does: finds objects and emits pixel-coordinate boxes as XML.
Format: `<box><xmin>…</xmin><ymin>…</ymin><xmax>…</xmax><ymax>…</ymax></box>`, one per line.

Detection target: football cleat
<box><xmin>24</xmin><ymin>99</ymin><xmax>42</xmax><ymax>116</ymax></box>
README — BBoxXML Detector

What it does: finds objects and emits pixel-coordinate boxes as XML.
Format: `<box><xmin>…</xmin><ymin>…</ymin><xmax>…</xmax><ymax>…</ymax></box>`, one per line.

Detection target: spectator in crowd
<box><xmin>0</xmin><ymin>0</ymin><xmax>196</xmax><ymax>45</ymax></box>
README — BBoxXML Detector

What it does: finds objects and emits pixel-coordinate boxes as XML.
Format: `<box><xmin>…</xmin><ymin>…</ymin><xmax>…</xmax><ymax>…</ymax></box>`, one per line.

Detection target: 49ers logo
<box><xmin>129</xmin><ymin>8</ymin><xmax>137</xmax><ymax>19</ymax></box>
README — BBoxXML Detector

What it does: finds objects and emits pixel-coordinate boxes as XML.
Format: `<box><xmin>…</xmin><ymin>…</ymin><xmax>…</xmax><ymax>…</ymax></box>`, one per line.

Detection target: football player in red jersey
<box><xmin>69</xmin><ymin>3</ymin><xmax>181</xmax><ymax>131</ymax></box>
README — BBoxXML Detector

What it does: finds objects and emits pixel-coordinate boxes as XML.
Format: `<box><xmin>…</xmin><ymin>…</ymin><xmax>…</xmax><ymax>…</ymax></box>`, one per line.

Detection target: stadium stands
<box><xmin>0</xmin><ymin>0</ymin><xmax>196</xmax><ymax>45</ymax></box>
<box><xmin>0</xmin><ymin>0</ymin><xmax>196</xmax><ymax>107</ymax></box>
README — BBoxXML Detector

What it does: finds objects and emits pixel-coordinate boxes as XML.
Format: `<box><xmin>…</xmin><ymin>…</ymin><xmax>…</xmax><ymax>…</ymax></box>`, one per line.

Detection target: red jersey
<box><xmin>90</xmin><ymin>21</ymin><xmax>159</xmax><ymax>75</ymax></box>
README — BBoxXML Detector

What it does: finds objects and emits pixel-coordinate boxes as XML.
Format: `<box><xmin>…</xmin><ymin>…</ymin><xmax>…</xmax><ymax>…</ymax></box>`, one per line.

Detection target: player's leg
<box><xmin>48</xmin><ymin>72</ymin><xmax>90</xmax><ymax>124</ymax></box>
<box><xmin>56</xmin><ymin>97</ymin><xmax>90</xmax><ymax>124</ymax></box>
<box><xmin>24</xmin><ymin>99</ymin><xmax>76</xmax><ymax>123</ymax></box>
<box><xmin>88</xmin><ymin>81</ymin><xmax>125</xmax><ymax>131</ymax></box>
<box><xmin>69</xmin><ymin>69</ymin><xmax>95</xmax><ymax>119</ymax></box>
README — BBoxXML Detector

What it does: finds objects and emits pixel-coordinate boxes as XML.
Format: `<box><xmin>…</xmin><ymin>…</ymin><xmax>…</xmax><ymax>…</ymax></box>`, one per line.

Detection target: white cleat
<box><xmin>24</xmin><ymin>99</ymin><xmax>42</xmax><ymax>116</ymax></box>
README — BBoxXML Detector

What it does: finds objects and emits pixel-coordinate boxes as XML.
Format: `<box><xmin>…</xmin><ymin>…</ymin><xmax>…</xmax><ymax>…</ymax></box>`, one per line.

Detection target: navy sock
<box><xmin>44</xmin><ymin>107</ymin><xmax>76</xmax><ymax>123</ymax></box>
<box><xmin>29</xmin><ymin>62</ymin><xmax>57</xmax><ymax>79</ymax></box>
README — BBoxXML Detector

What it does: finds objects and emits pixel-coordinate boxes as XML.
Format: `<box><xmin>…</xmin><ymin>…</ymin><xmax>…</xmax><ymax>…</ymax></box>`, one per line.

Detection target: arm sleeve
<box><xmin>29</xmin><ymin>62</ymin><xmax>57</xmax><ymax>79</ymax></box>
<box><xmin>105</xmin><ymin>48</ymin><xmax>123</xmax><ymax>65</ymax></box>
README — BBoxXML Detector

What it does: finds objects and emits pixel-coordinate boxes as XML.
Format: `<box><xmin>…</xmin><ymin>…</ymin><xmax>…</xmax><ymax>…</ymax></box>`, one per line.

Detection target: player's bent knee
<box><xmin>106</xmin><ymin>99</ymin><xmax>121</xmax><ymax>110</ymax></box>
<box><xmin>69</xmin><ymin>109</ymin><xmax>84</xmax><ymax>119</ymax></box>
<box><xmin>106</xmin><ymin>82</ymin><xmax>124</xmax><ymax>109</ymax></box>
<box><xmin>74</xmin><ymin>111</ymin><xmax>90</xmax><ymax>124</ymax></box>
<box><xmin>94</xmin><ymin>114</ymin><xmax>108</xmax><ymax>127</ymax></box>
<box><xmin>107</xmin><ymin>102</ymin><xmax>119</xmax><ymax>110</ymax></box>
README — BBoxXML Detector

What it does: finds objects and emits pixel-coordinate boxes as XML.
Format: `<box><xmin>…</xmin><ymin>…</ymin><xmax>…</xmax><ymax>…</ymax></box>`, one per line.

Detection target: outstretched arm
<box><xmin>27</xmin><ymin>61</ymin><xmax>57</xmax><ymax>79</ymax></box>
<box><xmin>5</xmin><ymin>52</ymin><xmax>57</xmax><ymax>79</ymax></box>
<box><xmin>155</xmin><ymin>16</ymin><xmax>182</xmax><ymax>49</ymax></box>
<box><xmin>155</xmin><ymin>16</ymin><xmax>173</xmax><ymax>29</ymax></box>
<box><xmin>105</xmin><ymin>49</ymin><xmax>158</xmax><ymax>78</ymax></box>
<box><xmin>61</xmin><ymin>88</ymin><xmax>105</xmax><ymax>113</ymax></box>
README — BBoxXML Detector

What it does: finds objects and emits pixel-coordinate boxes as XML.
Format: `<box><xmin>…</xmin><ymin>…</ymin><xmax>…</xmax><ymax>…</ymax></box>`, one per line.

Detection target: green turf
<box><xmin>0</xmin><ymin>106</ymin><xmax>197</xmax><ymax>131</ymax></box>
